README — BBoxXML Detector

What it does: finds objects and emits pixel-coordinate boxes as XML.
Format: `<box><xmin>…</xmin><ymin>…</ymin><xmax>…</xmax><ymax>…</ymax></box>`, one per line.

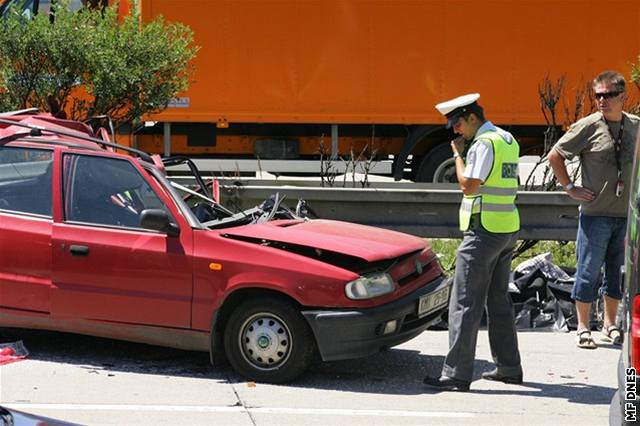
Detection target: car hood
<box><xmin>221</xmin><ymin>219</ymin><xmax>426</xmax><ymax>262</ymax></box>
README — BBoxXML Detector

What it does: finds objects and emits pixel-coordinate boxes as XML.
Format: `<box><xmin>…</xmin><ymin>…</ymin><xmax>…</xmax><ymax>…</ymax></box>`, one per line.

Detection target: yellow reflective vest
<box><xmin>459</xmin><ymin>130</ymin><xmax>520</xmax><ymax>233</ymax></box>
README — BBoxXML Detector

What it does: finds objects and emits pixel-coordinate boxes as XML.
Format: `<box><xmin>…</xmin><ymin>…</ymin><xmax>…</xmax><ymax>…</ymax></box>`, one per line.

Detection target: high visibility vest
<box><xmin>459</xmin><ymin>130</ymin><xmax>520</xmax><ymax>233</ymax></box>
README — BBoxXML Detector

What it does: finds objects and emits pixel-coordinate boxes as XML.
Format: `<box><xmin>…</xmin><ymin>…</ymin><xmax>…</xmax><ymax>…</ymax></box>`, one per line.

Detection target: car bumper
<box><xmin>302</xmin><ymin>276</ymin><xmax>449</xmax><ymax>361</ymax></box>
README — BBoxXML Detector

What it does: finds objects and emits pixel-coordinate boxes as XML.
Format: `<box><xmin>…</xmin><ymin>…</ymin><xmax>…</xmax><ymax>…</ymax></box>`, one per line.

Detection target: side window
<box><xmin>0</xmin><ymin>147</ymin><xmax>53</xmax><ymax>217</ymax></box>
<box><xmin>63</xmin><ymin>154</ymin><xmax>170</xmax><ymax>229</ymax></box>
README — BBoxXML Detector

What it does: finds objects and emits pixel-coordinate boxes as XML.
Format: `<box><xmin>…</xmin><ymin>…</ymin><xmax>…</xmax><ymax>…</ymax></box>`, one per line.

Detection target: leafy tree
<box><xmin>629</xmin><ymin>60</ymin><xmax>640</xmax><ymax>115</ymax></box>
<box><xmin>0</xmin><ymin>0</ymin><xmax>198</xmax><ymax>125</ymax></box>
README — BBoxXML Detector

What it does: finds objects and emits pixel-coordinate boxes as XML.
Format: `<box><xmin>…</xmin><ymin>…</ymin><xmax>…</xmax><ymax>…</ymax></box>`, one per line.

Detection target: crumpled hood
<box><xmin>221</xmin><ymin>219</ymin><xmax>426</xmax><ymax>262</ymax></box>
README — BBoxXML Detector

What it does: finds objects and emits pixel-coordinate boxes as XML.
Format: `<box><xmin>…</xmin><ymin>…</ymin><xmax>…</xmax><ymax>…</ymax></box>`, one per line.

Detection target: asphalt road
<box><xmin>0</xmin><ymin>327</ymin><xmax>618</xmax><ymax>425</ymax></box>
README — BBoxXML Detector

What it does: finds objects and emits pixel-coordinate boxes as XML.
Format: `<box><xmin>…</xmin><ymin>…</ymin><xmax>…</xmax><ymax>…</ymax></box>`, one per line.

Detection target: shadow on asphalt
<box><xmin>0</xmin><ymin>327</ymin><xmax>615</xmax><ymax>404</ymax></box>
<box><xmin>0</xmin><ymin>328</ymin><xmax>221</xmax><ymax>380</ymax></box>
<box><xmin>473</xmin><ymin>381</ymin><xmax>615</xmax><ymax>405</ymax></box>
<box><xmin>299</xmin><ymin>348</ymin><xmax>615</xmax><ymax>405</ymax></box>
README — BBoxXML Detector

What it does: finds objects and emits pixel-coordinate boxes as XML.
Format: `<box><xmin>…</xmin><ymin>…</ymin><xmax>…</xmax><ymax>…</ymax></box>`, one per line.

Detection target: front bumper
<box><xmin>302</xmin><ymin>276</ymin><xmax>449</xmax><ymax>361</ymax></box>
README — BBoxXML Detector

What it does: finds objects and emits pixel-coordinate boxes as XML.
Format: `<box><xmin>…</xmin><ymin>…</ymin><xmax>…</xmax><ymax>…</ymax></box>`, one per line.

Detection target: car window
<box><xmin>63</xmin><ymin>154</ymin><xmax>171</xmax><ymax>229</ymax></box>
<box><xmin>27</xmin><ymin>0</ymin><xmax>106</xmax><ymax>15</ymax></box>
<box><xmin>0</xmin><ymin>147</ymin><xmax>53</xmax><ymax>217</ymax></box>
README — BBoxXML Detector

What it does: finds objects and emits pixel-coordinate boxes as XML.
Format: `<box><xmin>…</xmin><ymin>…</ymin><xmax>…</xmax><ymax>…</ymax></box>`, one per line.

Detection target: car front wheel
<box><xmin>223</xmin><ymin>297</ymin><xmax>315</xmax><ymax>383</ymax></box>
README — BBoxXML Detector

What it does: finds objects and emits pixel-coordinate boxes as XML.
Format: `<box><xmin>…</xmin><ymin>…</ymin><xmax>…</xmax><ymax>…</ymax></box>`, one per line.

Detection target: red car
<box><xmin>0</xmin><ymin>111</ymin><xmax>449</xmax><ymax>382</ymax></box>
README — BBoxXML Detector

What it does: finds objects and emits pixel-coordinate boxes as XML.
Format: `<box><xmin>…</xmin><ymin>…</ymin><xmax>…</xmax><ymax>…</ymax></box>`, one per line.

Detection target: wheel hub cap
<box><xmin>257</xmin><ymin>335</ymin><xmax>270</xmax><ymax>349</ymax></box>
<box><xmin>240</xmin><ymin>314</ymin><xmax>291</xmax><ymax>369</ymax></box>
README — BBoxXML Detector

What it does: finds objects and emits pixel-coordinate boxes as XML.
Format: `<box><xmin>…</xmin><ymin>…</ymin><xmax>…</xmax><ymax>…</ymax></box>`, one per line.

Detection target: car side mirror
<box><xmin>140</xmin><ymin>209</ymin><xmax>180</xmax><ymax>237</ymax></box>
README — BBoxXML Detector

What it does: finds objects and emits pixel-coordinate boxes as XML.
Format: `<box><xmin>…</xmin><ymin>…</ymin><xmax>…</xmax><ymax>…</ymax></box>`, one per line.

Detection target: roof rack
<box><xmin>0</xmin><ymin>117</ymin><xmax>153</xmax><ymax>163</ymax></box>
<box><xmin>0</xmin><ymin>108</ymin><xmax>40</xmax><ymax>117</ymax></box>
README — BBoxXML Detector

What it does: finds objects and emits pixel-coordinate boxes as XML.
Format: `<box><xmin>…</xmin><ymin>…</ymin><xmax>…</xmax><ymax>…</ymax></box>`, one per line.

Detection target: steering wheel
<box><xmin>193</xmin><ymin>202</ymin><xmax>218</xmax><ymax>222</ymax></box>
<box><xmin>255</xmin><ymin>193</ymin><xmax>284</xmax><ymax>223</ymax></box>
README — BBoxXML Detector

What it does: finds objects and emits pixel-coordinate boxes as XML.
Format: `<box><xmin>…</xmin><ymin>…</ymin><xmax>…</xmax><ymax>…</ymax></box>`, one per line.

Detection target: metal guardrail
<box><xmin>217</xmin><ymin>183</ymin><xmax>579</xmax><ymax>241</ymax></box>
<box><xmin>166</xmin><ymin>158</ymin><xmax>393</xmax><ymax>174</ymax></box>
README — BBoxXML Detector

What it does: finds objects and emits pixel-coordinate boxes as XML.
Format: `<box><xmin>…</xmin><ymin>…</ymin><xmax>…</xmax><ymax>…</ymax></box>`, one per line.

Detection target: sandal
<box><xmin>576</xmin><ymin>329</ymin><xmax>597</xmax><ymax>349</ymax></box>
<box><xmin>602</xmin><ymin>325</ymin><xmax>623</xmax><ymax>346</ymax></box>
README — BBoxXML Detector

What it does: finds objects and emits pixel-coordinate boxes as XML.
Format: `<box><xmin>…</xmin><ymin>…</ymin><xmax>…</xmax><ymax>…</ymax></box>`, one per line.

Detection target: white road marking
<box><xmin>4</xmin><ymin>403</ymin><xmax>474</xmax><ymax>418</ymax></box>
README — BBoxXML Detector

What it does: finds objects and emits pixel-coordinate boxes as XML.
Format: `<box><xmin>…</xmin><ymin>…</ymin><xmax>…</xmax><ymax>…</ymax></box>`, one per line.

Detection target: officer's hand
<box><xmin>567</xmin><ymin>185</ymin><xmax>595</xmax><ymax>202</ymax></box>
<box><xmin>451</xmin><ymin>136</ymin><xmax>466</xmax><ymax>156</ymax></box>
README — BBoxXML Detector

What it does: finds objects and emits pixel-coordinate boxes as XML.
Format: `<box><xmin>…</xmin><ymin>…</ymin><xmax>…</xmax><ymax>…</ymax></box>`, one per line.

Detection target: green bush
<box><xmin>428</xmin><ymin>239</ymin><xmax>576</xmax><ymax>272</ymax></box>
<box><xmin>0</xmin><ymin>0</ymin><xmax>198</xmax><ymax>124</ymax></box>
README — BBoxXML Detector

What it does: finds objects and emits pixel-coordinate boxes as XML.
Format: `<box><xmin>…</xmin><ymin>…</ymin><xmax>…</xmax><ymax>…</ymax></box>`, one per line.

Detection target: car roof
<box><xmin>0</xmin><ymin>113</ymin><xmax>103</xmax><ymax>149</ymax></box>
<box><xmin>0</xmin><ymin>111</ymin><xmax>156</xmax><ymax>164</ymax></box>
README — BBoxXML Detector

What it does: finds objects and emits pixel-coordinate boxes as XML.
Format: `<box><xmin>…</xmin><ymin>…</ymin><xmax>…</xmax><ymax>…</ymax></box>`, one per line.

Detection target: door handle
<box><xmin>69</xmin><ymin>245</ymin><xmax>89</xmax><ymax>256</ymax></box>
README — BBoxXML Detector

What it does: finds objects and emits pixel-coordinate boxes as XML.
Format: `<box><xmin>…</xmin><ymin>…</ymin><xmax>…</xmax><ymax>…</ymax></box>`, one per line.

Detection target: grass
<box><xmin>428</xmin><ymin>238</ymin><xmax>576</xmax><ymax>272</ymax></box>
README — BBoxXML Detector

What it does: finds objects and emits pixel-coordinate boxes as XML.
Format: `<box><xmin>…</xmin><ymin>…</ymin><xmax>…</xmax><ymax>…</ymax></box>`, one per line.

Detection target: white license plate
<box><xmin>418</xmin><ymin>286</ymin><xmax>450</xmax><ymax>317</ymax></box>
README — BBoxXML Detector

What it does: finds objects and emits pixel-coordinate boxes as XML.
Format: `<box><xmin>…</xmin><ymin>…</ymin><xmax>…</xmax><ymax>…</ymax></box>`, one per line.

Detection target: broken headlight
<box><xmin>345</xmin><ymin>272</ymin><xmax>395</xmax><ymax>300</ymax></box>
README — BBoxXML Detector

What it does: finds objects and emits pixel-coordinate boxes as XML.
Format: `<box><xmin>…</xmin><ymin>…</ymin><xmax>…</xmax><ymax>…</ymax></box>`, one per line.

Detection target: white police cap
<box><xmin>435</xmin><ymin>93</ymin><xmax>480</xmax><ymax>128</ymax></box>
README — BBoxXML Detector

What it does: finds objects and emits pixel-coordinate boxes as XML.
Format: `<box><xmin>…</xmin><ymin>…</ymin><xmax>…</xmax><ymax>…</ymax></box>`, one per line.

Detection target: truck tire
<box><xmin>415</xmin><ymin>143</ymin><xmax>458</xmax><ymax>183</ymax></box>
<box><xmin>224</xmin><ymin>296</ymin><xmax>315</xmax><ymax>383</ymax></box>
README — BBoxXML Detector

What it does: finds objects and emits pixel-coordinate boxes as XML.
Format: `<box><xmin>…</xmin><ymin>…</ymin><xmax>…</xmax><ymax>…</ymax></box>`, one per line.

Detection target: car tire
<box><xmin>223</xmin><ymin>296</ymin><xmax>315</xmax><ymax>383</ymax></box>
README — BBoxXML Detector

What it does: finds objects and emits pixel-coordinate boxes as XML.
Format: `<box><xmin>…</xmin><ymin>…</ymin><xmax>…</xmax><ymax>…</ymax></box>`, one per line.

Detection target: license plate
<box><xmin>418</xmin><ymin>286</ymin><xmax>450</xmax><ymax>317</ymax></box>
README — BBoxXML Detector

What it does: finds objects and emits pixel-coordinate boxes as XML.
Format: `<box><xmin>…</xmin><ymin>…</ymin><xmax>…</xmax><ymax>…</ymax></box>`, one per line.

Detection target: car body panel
<box><xmin>611</xmin><ymin>132</ymin><xmax>640</xmax><ymax>424</ymax></box>
<box><xmin>1</xmin><ymin>404</ymin><xmax>80</xmax><ymax>426</ymax></box>
<box><xmin>0</xmin><ymin>213</ymin><xmax>52</xmax><ymax>313</ymax></box>
<box><xmin>191</xmin><ymin>228</ymin><xmax>372</xmax><ymax>330</ymax></box>
<box><xmin>0</xmin><ymin>306</ymin><xmax>210</xmax><ymax>351</ymax></box>
<box><xmin>222</xmin><ymin>219</ymin><xmax>426</xmax><ymax>262</ymax></box>
<box><xmin>51</xmin><ymin>223</ymin><xmax>193</xmax><ymax>327</ymax></box>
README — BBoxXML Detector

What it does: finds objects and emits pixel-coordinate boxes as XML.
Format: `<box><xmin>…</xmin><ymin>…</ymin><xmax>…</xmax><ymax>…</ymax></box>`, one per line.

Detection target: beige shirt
<box><xmin>554</xmin><ymin>111</ymin><xmax>640</xmax><ymax>217</ymax></box>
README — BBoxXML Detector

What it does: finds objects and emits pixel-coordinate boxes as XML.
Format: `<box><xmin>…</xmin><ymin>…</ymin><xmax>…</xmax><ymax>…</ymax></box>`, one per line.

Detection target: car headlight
<box><xmin>345</xmin><ymin>272</ymin><xmax>395</xmax><ymax>300</ymax></box>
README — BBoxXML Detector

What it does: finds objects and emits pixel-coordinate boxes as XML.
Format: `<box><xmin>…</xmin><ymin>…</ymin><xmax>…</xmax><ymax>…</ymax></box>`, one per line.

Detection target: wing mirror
<box><xmin>140</xmin><ymin>209</ymin><xmax>180</xmax><ymax>237</ymax></box>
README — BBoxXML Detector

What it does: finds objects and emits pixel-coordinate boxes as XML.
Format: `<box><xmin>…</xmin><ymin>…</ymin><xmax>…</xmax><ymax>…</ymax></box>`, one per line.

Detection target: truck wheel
<box><xmin>432</xmin><ymin>158</ymin><xmax>458</xmax><ymax>183</ymax></box>
<box><xmin>224</xmin><ymin>297</ymin><xmax>315</xmax><ymax>383</ymax></box>
<box><xmin>415</xmin><ymin>143</ymin><xmax>458</xmax><ymax>183</ymax></box>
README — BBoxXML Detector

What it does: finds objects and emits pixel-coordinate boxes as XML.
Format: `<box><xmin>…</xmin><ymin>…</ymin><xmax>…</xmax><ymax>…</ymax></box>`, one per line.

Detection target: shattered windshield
<box><xmin>169</xmin><ymin>180</ymin><xmax>305</xmax><ymax>230</ymax></box>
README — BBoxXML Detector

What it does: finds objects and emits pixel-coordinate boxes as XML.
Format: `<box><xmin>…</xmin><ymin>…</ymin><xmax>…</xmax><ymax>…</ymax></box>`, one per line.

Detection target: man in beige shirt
<box><xmin>549</xmin><ymin>70</ymin><xmax>639</xmax><ymax>349</ymax></box>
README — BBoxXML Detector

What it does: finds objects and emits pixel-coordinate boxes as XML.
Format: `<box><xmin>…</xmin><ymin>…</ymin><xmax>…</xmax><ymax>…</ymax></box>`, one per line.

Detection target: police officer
<box><xmin>423</xmin><ymin>94</ymin><xmax>523</xmax><ymax>392</ymax></box>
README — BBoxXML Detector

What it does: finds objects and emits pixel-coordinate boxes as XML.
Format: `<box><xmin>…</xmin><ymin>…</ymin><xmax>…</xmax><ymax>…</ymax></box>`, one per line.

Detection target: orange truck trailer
<box><xmin>8</xmin><ymin>0</ymin><xmax>640</xmax><ymax>181</ymax></box>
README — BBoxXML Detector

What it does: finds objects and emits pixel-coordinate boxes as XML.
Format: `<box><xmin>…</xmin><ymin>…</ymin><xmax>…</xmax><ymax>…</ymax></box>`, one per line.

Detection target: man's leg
<box><xmin>602</xmin><ymin>217</ymin><xmax>626</xmax><ymax>339</ymax></box>
<box><xmin>575</xmin><ymin>300</ymin><xmax>593</xmax><ymax>332</ymax></box>
<box><xmin>603</xmin><ymin>296</ymin><xmax>620</xmax><ymax>329</ymax></box>
<box><xmin>441</xmin><ymin>227</ymin><xmax>501</xmax><ymax>383</ymax></box>
<box><xmin>572</xmin><ymin>214</ymin><xmax>610</xmax><ymax>346</ymax></box>
<box><xmin>485</xmin><ymin>232</ymin><xmax>522</xmax><ymax>378</ymax></box>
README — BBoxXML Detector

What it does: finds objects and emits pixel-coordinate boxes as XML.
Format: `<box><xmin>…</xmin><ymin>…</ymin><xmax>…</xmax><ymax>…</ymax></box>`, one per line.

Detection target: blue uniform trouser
<box><xmin>442</xmin><ymin>217</ymin><xmax>522</xmax><ymax>382</ymax></box>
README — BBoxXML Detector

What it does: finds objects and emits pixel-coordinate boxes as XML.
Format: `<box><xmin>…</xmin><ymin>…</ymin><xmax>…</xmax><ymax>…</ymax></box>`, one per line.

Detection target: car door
<box><xmin>51</xmin><ymin>152</ymin><xmax>193</xmax><ymax>328</ymax></box>
<box><xmin>0</xmin><ymin>146</ymin><xmax>54</xmax><ymax>314</ymax></box>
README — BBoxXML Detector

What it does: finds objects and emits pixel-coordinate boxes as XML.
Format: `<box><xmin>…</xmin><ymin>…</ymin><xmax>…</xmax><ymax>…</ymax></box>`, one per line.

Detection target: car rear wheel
<box><xmin>223</xmin><ymin>297</ymin><xmax>315</xmax><ymax>383</ymax></box>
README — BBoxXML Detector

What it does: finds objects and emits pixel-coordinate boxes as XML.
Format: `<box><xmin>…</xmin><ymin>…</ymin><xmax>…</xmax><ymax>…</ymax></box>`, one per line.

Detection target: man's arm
<box><xmin>547</xmin><ymin>148</ymin><xmax>594</xmax><ymax>201</ymax></box>
<box><xmin>451</xmin><ymin>139</ymin><xmax>482</xmax><ymax>195</ymax></box>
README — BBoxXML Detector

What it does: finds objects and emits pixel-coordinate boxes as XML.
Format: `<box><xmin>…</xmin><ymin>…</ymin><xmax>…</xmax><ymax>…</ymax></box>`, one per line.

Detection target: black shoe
<box><xmin>481</xmin><ymin>369</ymin><xmax>523</xmax><ymax>385</ymax></box>
<box><xmin>423</xmin><ymin>375</ymin><xmax>470</xmax><ymax>392</ymax></box>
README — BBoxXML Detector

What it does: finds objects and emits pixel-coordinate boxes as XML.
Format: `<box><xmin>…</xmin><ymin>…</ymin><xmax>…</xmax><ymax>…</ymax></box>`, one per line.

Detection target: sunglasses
<box><xmin>594</xmin><ymin>91</ymin><xmax>623</xmax><ymax>100</ymax></box>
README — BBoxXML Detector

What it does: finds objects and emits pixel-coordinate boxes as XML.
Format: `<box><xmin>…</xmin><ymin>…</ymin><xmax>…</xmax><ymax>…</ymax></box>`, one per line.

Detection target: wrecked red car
<box><xmin>0</xmin><ymin>111</ymin><xmax>450</xmax><ymax>382</ymax></box>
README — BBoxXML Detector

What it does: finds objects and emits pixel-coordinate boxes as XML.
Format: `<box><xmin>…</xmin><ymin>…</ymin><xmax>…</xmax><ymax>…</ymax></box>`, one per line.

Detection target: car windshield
<box><xmin>167</xmin><ymin>171</ymin><xmax>303</xmax><ymax>229</ymax></box>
